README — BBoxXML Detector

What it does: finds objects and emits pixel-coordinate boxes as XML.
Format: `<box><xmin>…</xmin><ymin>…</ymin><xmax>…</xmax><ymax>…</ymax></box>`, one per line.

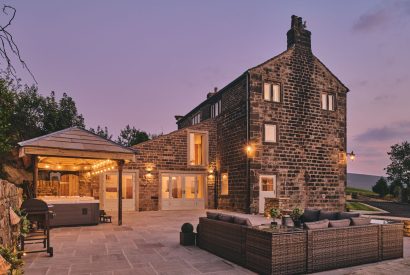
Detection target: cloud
<box><xmin>353</xmin><ymin>9</ymin><xmax>389</xmax><ymax>32</ymax></box>
<box><xmin>355</xmin><ymin>121</ymin><xmax>410</xmax><ymax>142</ymax></box>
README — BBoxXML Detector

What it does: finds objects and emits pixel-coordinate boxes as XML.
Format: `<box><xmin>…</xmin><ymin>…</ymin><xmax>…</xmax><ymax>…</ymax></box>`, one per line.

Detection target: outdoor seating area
<box><xmin>197</xmin><ymin>211</ymin><xmax>404</xmax><ymax>274</ymax></box>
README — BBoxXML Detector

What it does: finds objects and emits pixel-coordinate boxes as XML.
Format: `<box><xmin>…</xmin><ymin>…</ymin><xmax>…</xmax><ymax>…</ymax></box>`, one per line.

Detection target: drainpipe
<box><xmin>246</xmin><ymin>72</ymin><xmax>251</xmax><ymax>214</ymax></box>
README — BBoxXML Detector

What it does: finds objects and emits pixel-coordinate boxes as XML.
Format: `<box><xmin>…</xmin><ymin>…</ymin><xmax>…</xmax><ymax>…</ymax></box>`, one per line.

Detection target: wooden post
<box><xmin>33</xmin><ymin>155</ymin><xmax>38</xmax><ymax>198</ymax></box>
<box><xmin>117</xmin><ymin>160</ymin><xmax>124</xmax><ymax>226</ymax></box>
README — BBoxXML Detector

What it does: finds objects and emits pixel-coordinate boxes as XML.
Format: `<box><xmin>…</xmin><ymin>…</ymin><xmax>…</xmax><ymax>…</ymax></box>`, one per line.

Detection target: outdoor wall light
<box><xmin>347</xmin><ymin>151</ymin><xmax>356</xmax><ymax>161</ymax></box>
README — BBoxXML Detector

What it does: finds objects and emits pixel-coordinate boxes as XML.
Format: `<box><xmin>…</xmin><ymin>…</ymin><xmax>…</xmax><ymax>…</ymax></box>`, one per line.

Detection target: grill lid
<box><xmin>21</xmin><ymin>198</ymin><xmax>49</xmax><ymax>213</ymax></box>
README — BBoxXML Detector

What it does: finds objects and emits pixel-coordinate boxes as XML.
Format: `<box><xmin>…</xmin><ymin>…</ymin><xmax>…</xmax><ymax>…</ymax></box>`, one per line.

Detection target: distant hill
<box><xmin>347</xmin><ymin>173</ymin><xmax>385</xmax><ymax>191</ymax></box>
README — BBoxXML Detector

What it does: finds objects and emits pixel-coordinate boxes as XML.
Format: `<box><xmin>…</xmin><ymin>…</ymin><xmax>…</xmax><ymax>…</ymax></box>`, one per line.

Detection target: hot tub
<box><xmin>40</xmin><ymin>196</ymin><xmax>100</xmax><ymax>227</ymax></box>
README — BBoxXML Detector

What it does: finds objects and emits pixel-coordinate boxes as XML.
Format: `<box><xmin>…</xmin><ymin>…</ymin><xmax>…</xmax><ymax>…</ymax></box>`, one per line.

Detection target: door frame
<box><xmin>259</xmin><ymin>174</ymin><xmax>277</xmax><ymax>214</ymax></box>
<box><xmin>158</xmin><ymin>170</ymin><xmax>207</xmax><ymax>210</ymax></box>
<box><xmin>102</xmin><ymin>169</ymin><xmax>139</xmax><ymax>211</ymax></box>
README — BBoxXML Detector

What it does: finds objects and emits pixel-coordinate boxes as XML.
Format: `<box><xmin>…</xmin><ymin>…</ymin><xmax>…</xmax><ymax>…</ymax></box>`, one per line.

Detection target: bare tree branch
<box><xmin>0</xmin><ymin>5</ymin><xmax>36</xmax><ymax>83</ymax></box>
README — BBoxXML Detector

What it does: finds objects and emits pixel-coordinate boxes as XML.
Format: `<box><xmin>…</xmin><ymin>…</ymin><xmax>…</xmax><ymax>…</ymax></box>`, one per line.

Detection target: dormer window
<box><xmin>321</xmin><ymin>93</ymin><xmax>335</xmax><ymax>111</ymax></box>
<box><xmin>211</xmin><ymin>100</ymin><xmax>221</xmax><ymax>118</ymax></box>
<box><xmin>192</xmin><ymin>113</ymin><xmax>201</xmax><ymax>125</ymax></box>
<box><xmin>263</xmin><ymin>83</ymin><xmax>281</xmax><ymax>102</ymax></box>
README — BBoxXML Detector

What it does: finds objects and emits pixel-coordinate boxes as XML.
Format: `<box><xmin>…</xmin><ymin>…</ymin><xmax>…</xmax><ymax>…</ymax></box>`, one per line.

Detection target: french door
<box><xmin>161</xmin><ymin>173</ymin><xmax>205</xmax><ymax>210</ymax></box>
<box><xmin>103</xmin><ymin>172</ymin><xmax>136</xmax><ymax>211</ymax></box>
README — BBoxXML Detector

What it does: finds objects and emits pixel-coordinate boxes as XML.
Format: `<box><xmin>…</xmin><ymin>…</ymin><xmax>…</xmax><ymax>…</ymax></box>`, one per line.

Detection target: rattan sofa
<box><xmin>197</xmin><ymin>214</ymin><xmax>403</xmax><ymax>275</ymax></box>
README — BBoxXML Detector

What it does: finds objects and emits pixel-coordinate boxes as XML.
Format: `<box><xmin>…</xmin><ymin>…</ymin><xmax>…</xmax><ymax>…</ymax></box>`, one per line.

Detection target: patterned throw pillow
<box><xmin>329</xmin><ymin>219</ymin><xmax>351</xmax><ymax>228</ymax></box>
<box><xmin>304</xmin><ymin>219</ymin><xmax>329</xmax><ymax>230</ymax></box>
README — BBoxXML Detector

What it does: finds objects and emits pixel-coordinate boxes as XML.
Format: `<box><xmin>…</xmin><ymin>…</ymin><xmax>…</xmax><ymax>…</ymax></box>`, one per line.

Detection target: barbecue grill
<box><xmin>19</xmin><ymin>199</ymin><xmax>54</xmax><ymax>257</ymax></box>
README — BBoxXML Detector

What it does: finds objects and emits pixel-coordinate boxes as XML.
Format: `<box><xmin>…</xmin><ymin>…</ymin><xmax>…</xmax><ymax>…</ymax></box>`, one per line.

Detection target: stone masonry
<box><xmin>0</xmin><ymin>179</ymin><xmax>22</xmax><ymax>248</ymax></box>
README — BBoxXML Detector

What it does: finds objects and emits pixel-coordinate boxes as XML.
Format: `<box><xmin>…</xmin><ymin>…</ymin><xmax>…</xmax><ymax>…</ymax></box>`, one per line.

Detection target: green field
<box><xmin>346</xmin><ymin>186</ymin><xmax>378</xmax><ymax>197</ymax></box>
<box><xmin>346</xmin><ymin>201</ymin><xmax>378</xmax><ymax>211</ymax></box>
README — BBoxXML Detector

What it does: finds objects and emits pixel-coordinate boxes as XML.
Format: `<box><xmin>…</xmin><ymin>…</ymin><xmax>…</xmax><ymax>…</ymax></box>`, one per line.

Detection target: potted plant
<box><xmin>290</xmin><ymin>207</ymin><xmax>303</xmax><ymax>227</ymax></box>
<box><xmin>0</xmin><ymin>246</ymin><xmax>23</xmax><ymax>275</ymax></box>
<box><xmin>180</xmin><ymin>223</ymin><xmax>195</xmax><ymax>246</ymax></box>
<box><xmin>269</xmin><ymin>208</ymin><xmax>282</xmax><ymax>226</ymax></box>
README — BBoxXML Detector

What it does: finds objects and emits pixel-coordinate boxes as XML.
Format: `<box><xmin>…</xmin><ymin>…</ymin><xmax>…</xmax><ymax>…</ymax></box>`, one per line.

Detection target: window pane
<box><xmin>162</xmin><ymin>176</ymin><xmax>170</xmax><ymax>199</ymax></box>
<box><xmin>123</xmin><ymin>175</ymin><xmax>133</xmax><ymax>199</ymax></box>
<box><xmin>197</xmin><ymin>176</ymin><xmax>204</xmax><ymax>199</ymax></box>
<box><xmin>221</xmin><ymin>173</ymin><xmax>228</xmax><ymax>195</ymax></box>
<box><xmin>105</xmin><ymin>174</ymin><xmax>118</xmax><ymax>199</ymax></box>
<box><xmin>321</xmin><ymin>94</ymin><xmax>328</xmax><ymax>110</ymax></box>
<box><xmin>218</xmin><ymin>100</ymin><xmax>221</xmax><ymax>114</ymax></box>
<box><xmin>262</xmin><ymin>177</ymin><xmax>274</xmax><ymax>191</ymax></box>
<box><xmin>264</xmin><ymin>124</ymin><xmax>276</xmax><ymax>142</ymax></box>
<box><xmin>263</xmin><ymin>83</ymin><xmax>271</xmax><ymax>101</ymax></box>
<box><xmin>189</xmin><ymin>133</ymin><xmax>195</xmax><ymax>165</ymax></box>
<box><xmin>272</xmin><ymin>84</ymin><xmax>280</xmax><ymax>102</ymax></box>
<box><xmin>171</xmin><ymin>176</ymin><xmax>182</xmax><ymax>199</ymax></box>
<box><xmin>194</xmin><ymin>134</ymin><xmax>203</xmax><ymax>165</ymax></box>
<box><xmin>185</xmin><ymin>176</ymin><xmax>196</xmax><ymax>199</ymax></box>
<box><xmin>328</xmin><ymin>95</ymin><xmax>334</xmax><ymax>111</ymax></box>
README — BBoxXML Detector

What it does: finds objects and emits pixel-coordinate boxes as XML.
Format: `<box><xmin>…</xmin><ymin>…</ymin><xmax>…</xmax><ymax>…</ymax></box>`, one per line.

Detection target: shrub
<box><xmin>181</xmin><ymin>223</ymin><xmax>194</xmax><ymax>233</ymax></box>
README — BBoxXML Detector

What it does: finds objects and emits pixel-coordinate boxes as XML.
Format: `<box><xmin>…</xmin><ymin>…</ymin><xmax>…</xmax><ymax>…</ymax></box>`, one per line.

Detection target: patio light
<box><xmin>347</xmin><ymin>151</ymin><xmax>356</xmax><ymax>161</ymax></box>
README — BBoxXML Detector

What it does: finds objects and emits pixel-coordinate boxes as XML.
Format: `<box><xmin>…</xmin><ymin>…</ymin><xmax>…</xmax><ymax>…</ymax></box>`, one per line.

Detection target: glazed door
<box><xmin>161</xmin><ymin>174</ymin><xmax>205</xmax><ymax>210</ymax></box>
<box><xmin>104</xmin><ymin>172</ymin><xmax>136</xmax><ymax>211</ymax></box>
<box><xmin>259</xmin><ymin>175</ymin><xmax>277</xmax><ymax>214</ymax></box>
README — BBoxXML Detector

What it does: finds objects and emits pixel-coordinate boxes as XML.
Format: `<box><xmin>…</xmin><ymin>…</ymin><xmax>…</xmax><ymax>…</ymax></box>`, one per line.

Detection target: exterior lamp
<box><xmin>347</xmin><ymin>151</ymin><xmax>356</xmax><ymax>161</ymax></box>
<box><xmin>246</xmin><ymin>145</ymin><xmax>252</xmax><ymax>154</ymax></box>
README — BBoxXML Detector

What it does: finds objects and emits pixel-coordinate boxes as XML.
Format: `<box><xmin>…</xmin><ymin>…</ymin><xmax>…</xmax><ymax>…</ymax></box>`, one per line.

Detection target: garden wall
<box><xmin>0</xmin><ymin>179</ymin><xmax>22</xmax><ymax>248</ymax></box>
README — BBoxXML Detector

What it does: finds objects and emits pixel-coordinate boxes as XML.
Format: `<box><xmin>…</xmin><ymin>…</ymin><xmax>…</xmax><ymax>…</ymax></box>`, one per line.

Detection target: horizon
<box><xmin>8</xmin><ymin>0</ymin><xmax>410</xmax><ymax>176</ymax></box>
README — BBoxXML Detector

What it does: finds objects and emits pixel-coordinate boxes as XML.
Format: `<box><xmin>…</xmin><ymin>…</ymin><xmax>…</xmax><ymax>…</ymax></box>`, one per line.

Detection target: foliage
<box><xmin>290</xmin><ymin>207</ymin><xmax>303</xmax><ymax>221</ymax></box>
<box><xmin>269</xmin><ymin>208</ymin><xmax>282</xmax><ymax>219</ymax></box>
<box><xmin>12</xmin><ymin>208</ymin><xmax>30</xmax><ymax>236</ymax></box>
<box><xmin>386</xmin><ymin>141</ymin><xmax>410</xmax><ymax>196</ymax></box>
<box><xmin>89</xmin><ymin>126</ymin><xmax>112</xmax><ymax>140</ymax></box>
<box><xmin>345</xmin><ymin>187</ymin><xmax>378</xmax><ymax>197</ymax></box>
<box><xmin>372</xmin><ymin>177</ymin><xmax>389</xmax><ymax>198</ymax></box>
<box><xmin>181</xmin><ymin>223</ymin><xmax>194</xmax><ymax>233</ymax></box>
<box><xmin>0</xmin><ymin>246</ymin><xmax>23</xmax><ymax>274</ymax></box>
<box><xmin>117</xmin><ymin>125</ymin><xmax>150</xmax><ymax>147</ymax></box>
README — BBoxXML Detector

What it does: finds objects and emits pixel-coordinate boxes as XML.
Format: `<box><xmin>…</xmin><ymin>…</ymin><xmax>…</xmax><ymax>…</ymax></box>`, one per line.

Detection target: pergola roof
<box><xmin>18</xmin><ymin>127</ymin><xmax>136</xmax><ymax>161</ymax></box>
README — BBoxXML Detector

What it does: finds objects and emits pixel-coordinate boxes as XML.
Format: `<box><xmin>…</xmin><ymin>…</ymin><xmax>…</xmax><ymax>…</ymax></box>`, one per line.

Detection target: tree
<box><xmin>386</xmin><ymin>141</ymin><xmax>410</xmax><ymax>189</ymax></box>
<box><xmin>372</xmin><ymin>177</ymin><xmax>389</xmax><ymax>198</ymax></box>
<box><xmin>117</xmin><ymin>125</ymin><xmax>150</xmax><ymax>147</ymax></box>
<box><xmin>0</xmin><ymin>79</ymin><xmax>16</xmax><ymax>154</ymax></box>
<box><xmin>89</xmin><ymin>126</ymin><xmax>112</xmax><ymax>140</ymax></box>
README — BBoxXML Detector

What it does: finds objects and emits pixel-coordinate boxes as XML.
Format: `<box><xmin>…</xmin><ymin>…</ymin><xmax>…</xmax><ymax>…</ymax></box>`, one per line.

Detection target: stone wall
<box><xmin>129</xmin><ymin>119</ymin><xmax>217</xmax><ymax>211</ymax></box>
<box><xmin>0</xmin><ymin>179</ymin><xmax>22</xmax><ymax>248</ymax></box>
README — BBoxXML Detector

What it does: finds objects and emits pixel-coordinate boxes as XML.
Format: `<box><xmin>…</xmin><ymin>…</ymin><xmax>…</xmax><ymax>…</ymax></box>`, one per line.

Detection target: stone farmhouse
<box><xmin>128</xmin><ymin>15</ymin><xmax>349</xmax><ymax>213</ymax></box>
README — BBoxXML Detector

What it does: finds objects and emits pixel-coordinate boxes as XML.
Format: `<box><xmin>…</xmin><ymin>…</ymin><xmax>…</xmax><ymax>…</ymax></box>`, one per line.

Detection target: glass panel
<box><xmin>162</xmin><ymin>176</ymin><xmax>170</xmax><ymax>199</ymax></box>
<box><xmin>189</xmin><ymin>133</ymin><xmax>195</xmax><ymax>165</ymax></box>
<box><xmin>272</xmin><ymin>84</ymin><xmax>280</xmax><ymax>102</ymax></box>
<box><xmin>261</xmin><ymin>177</ymin><xmax>274</xmax><ymax>191</ymax></box>
<box><xmin>185</xmin><ymin>176</ymin><xmax>196</xmax><ymax>199</ymax></box>
<box><xmin>124</xmin><ymin>175</ymin><xmax>133</xmax><ymax>199</ymax></box>
<box><xmin>221</xmin><ymin>173</ymin><xmax>228</xmax><ymax>195</ymax></box>
<box><xmin>265</xmin><ymin>124</ymin><xmax>276</xmax><ymax>142</ymax></box>
<box><xmin>194</xmin><ymin>134</ymin><xmax>203</xmax><ymax>165</ymax></box>
<box><xmin>197</xmin><ymin>176</ymin><xmax>204</xmax><ymax>199</ymax></box>
<box><xmin>328</xmin><ymin>94</ymin><xmax>334</xmax><ymax>111</ymax></box>
<box><xmin>105</xmin><ymin>174</ymin><xmax>118</xmax><ymax>199</ymax></box>
<box><xmin>321</xmin><ymin>94</ymin><xmax>328</xmax><ymax>110</ymax></box>
<box><xmin>171</xmin><ymin>176</ymin><xmax>182</xmax><ymax>199</ymax></box>
<box><xmin>263</xmin><ymin>83</ymin><xmax>271</xmax><ymax>101</ymax></box>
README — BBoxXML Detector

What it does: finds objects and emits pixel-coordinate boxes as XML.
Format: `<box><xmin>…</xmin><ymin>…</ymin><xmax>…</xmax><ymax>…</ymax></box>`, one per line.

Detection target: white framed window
<box><xmin>211</xmin><ymin>100</ymin><xmax>221</xmax><ymax>118</ymax></box>
<box><xmin>264</xmin><ymin>124</ymin><xmax>277</xmax><ymax>143</ymax></box>
<box><xmin>192</xmin><ymin>113</ymin><xmax>201</xmax><ymax>125</ymax></box>
<box><xmin>188</xmin><ymin>132</ymin><xmax>207</xmax><ymax>166</ymax></box>
<box><xmin>263</xmin><ymin>82</ymin><xmax>281</xmax><ymax>102</ymax></box>
<box><xmin>260</xmin><ymin>175</ymin><xmax>277</xmax><ymax>193</ymax></box>
<box><xmin>221</xmin><ymin>173</ymin><xmax>228</xmax><ymax>195</ymax></box>
<box><xmin>321</xmin><ymin>93</ymin><xmax>335</xmax><ymax>111</ymax></box>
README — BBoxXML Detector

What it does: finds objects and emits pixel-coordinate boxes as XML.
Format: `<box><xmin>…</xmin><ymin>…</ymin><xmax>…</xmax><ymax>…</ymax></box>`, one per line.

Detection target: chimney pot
<box><xmin>287</xmin><ymin>15</ymin><xmax>311</xmax><ymax>51</ymax></box>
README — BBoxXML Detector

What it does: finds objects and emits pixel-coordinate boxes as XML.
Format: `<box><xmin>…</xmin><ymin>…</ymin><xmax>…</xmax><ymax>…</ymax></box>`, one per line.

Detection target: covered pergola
<box><xmin>18</xmin><ymin>127</ymin><xmax>136</xmax><ymax>225</ymax></box>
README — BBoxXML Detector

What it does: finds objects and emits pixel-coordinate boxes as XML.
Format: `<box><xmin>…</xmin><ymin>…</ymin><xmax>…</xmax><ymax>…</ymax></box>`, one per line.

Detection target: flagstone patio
<box><xmin>23</xmin><ymin>210</ymin><xmax>410</xmax><ymax>275</ymax></box>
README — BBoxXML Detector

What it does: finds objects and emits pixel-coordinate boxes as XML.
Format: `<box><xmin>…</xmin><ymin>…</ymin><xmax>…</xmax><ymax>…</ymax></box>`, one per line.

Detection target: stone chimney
<box><xmin>287</xmin><ymin>15</ymin><xmax>311</xmax><ymax>50</ymax></box>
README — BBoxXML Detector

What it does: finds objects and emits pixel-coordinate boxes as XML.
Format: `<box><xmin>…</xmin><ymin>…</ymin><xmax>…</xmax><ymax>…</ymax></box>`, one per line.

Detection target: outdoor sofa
<box><xmin>196</xmin><ymin>210</ymin><xmax>403</xmax><ymax>275</ymax></box>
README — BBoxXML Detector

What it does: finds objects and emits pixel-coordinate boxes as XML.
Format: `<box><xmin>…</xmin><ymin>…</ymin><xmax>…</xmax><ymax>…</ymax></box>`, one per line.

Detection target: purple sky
<box><xmin>8</xmin><ymin>1</ymin><xmax>410</xmax><ymax>176</ymax></box>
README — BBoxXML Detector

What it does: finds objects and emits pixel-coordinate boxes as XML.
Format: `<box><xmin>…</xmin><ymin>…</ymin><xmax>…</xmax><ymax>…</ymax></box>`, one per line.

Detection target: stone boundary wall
<box><xmin>0</xmin><ymin>179</ymin><xmax>22</xmax><ymax>248</ymax></box>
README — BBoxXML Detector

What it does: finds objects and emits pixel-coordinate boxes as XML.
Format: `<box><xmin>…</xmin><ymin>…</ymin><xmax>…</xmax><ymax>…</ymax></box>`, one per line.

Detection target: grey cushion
<box><xmin>338</xmin><ymin>212</ymin><xmax>360</xmax><ymax>220</ymax></box>
<box><xmin>206</xmin><ymin>212</ymin><xmax>219</xmax><ymax>220</ymax></box>
<box><xmin>233</xmin><ymin>216</ymin><xmax>252</xmax><ymax>226</ymax></box>
<box><xmin>319</xmin><ymin>211</ymin><xmax>339</xmax><ymax>221</ymax></box>
<box><xmin>351</xmin><ymin>217</ymin><xmax>371</xmax><ymax>226</ymax></box>
<box><xmin>302</xmin><ymin>209</ymin><xmax>320</xmax><ymax>222</ymax></box>
<box><xmin>304</xmin><ymin>219</ymin><xmax>329</xmax><ymax>230</ymax></box>
<box><xmin>329</xmin><ymin>219</ymin><xmax>351</xmax><ymax>228</ymax></box>
<box><xmin>218</xmin><ymin>213</ymin><xmax>234</xmax><ymax>223</ymax></box>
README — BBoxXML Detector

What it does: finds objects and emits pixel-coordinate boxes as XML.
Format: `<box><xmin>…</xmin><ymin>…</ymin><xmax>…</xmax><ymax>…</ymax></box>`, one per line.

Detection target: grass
<box><xmin>346</xmin><ymin>186</ymin><xmax>378</xmax><ymax>197</ymax></box>
<box><xmin>346</xmin><ymin>202</ymin><xmax>378</xmax><ymax>211</ymax></box>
